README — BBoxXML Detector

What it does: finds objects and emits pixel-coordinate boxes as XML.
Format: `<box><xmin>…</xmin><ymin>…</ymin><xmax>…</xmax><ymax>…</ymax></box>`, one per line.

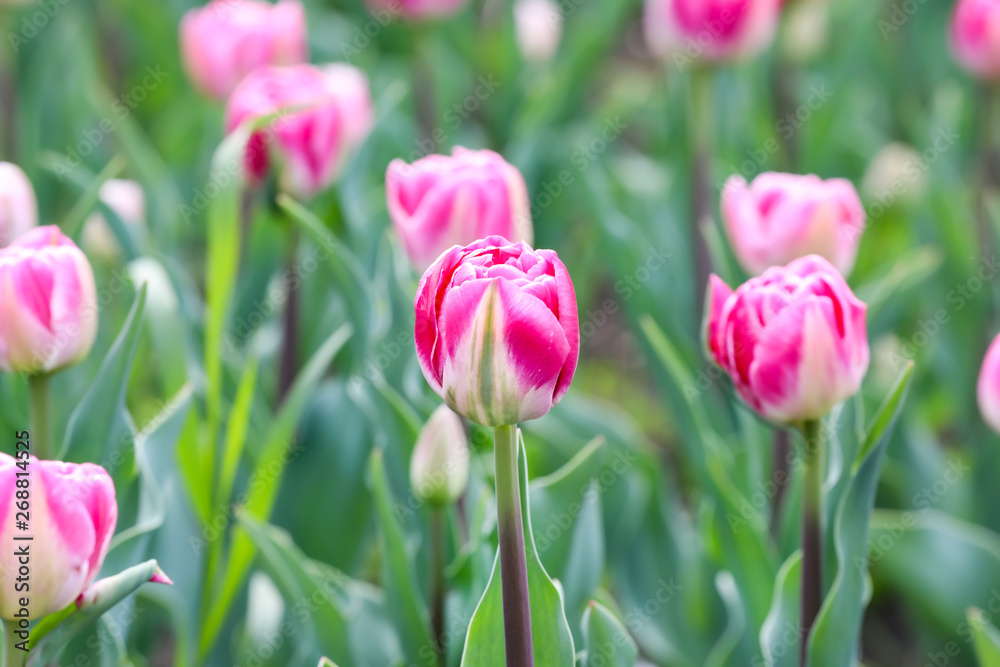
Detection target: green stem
<box><xmin>277</xmin><ymin>226</ymin><xmax>300</xmax><ymax>405</ymax></box>
<box><xmin>430</xmin><ymin>509</ymin><xmax>445</xmax><ymax>665</ymax></box>
<box><xmin>689</xmin><ymin>67</ymin><xmax>714</xmax><ymax>311</ymax></box>
<box><xmin>28</xmin><ymin>374</ymin><xmax>51</xmax><ymax>460</ymax></box>
<box><xmin>2</xmin><ymin>619</ymin><xmax>27</xmax><ymax>667</ymax></box>
<box><xmin>799</xmin><ymin>418</ymin><xmax>823</xmax><ymax>667</ymax></box>
<box><xmin>493</xmin><ymin>424</ymin><xmax>533</xmax><ymax>667</ymax></box>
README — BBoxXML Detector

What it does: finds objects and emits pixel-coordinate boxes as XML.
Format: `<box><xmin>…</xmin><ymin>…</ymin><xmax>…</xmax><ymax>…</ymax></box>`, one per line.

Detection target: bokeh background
<box><xmin>1</xmin><ymin>0</ymin><xmax>997</xmax><ymax>665</ymax></box>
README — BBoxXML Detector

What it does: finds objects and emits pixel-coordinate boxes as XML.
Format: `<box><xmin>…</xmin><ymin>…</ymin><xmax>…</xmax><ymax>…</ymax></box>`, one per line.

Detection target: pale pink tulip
<box><xmin>387</xmin><ymin>148</ymin><xmax>533</xmax><ymax>271</ymax></box>
<box><xmin>0</xmin><ymin>455</ymin><xmax>116</xmax><ymax>618</ymax></box>
<box><xmin>0</xmin><ymin>226</ymin><xmax>98</xmax><ymax>374</ymax></box>
<box><xmin>979</xmin><ymin>333</ymin><xmax>1000</xmax><ymax>433</ymax></box>
<box><xmin>721</xmin><ymin>172</ymin><xmax>865</xmax><ymax>277</ymax></box>
<box><xmin>951</xmin><ymin>0</ymin><xmax>1000</xmax><ymax>81</ymax></box>
<box><xmin>180</xmin><ymin>0</ymin><xmax>307</xmax><ymax>101</ymax></box>
<box><xmin>0</xmin><ymin>163</ymin><xmax>37</xmax><ymax>249</ymax></box>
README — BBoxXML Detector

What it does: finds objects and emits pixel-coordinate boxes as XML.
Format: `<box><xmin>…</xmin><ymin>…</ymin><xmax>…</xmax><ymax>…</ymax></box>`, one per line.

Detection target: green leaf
<box><xmin>199</xmin><ymin>324</ymin><xmax>352</xmax><ymax>658</ymax></box>
<box><xmin>969</xmin><ymin>608</ymin><xmax>1000</xmax><ymax>666</ymax></box>
<box><xmin>369</xmin><ymin>448</ymin><xmax>437</xmax><ymax>667</ymax></box>
<box><xmin>219</xmin><ymin>354</ymin><xmax>259</xmax><ymax>508</ymax></box>
<box><xmin>581</xmin><ymin>600</ymin><xmax>638</xmax><ymax>667</ymax></box>
<box><xmin>528</xmin><ymin>435</ymin><xmax>606</xmax><ymax>637</ymax></box>
<box><xmin>461</xmin><ymin>429</ymin><xmax>576</xmax><ymax>666</ymax></box>
<box><xmin>808</xmin><ymin>362</ymin><xmax>914</xmax><ymax>667</ymax></box>
<box><xmin>704</xmin><ymin>572</ymin><xmax>745</xmax><ymax>667</ymax></box>
<box><xmin>27</xmin><ymin>560</ymin><xmax>167</xmax><ymax>666</ymax></box>
<box><xmin>758</xmin><ymin>552</ymin><xmax>802</xmax><ymax>667</ymax></box>
<box><xmin>60</xmin><ymin>284</ymin><xmax>146</xmax><ymax>466</ymax></box>
<box><xmin>236</xmin><ymin>512</ymin><xmax>353</xmax><ymax>665</ymax></box>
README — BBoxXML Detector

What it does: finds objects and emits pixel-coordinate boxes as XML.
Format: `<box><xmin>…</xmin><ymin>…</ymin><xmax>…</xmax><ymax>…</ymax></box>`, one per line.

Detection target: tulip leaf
<box><xmin>704</xmin><ymin>572</ymin><xmax>746</xmax><ymax>667</ymax></box>
<box><xmin>369</xmin><ymin>447</ymin><xmax>437</xmax><ymax>667</ymax></box>
<box><xmin>808</xmin><ymin>362</ymin><xmax>914</xmax><ymax>667</ymax></box>
<box><xmin>27</xmin><ymin>559</ymin><xmax>166</xmax><ymax>666</ymax></box>
<box><xmin>969</xmin><ymin>608</ymin><xmax>1000</xmax><ymax>666</ymax></box>
<box><xmin>581</xmin><ymin>599</ymin><xmax>638</xmax><ymax>667</ymax></box>
<box><xmin>235</xmin><ymin>511</ymin><xmax>391</xmax><ymax>666</ymax></box>
<box><xmin>758</xmin><ymin>551</ymin><xmax>802</xmax><ymax>667</ymax></box>
<box><xmin>276</xmin><ymin>193</ymin><xmax>386</xmax><ymax>354</ymax></box>
<box><xmin>460</xmin><ymin>429</ymin><xmax>576</xmax><ymax>666</ymax></box>
<box><xmin>61</xmin><ymin>284</ymin><xmax>146</xmax><ymax>467</ymax></box>
<box><xmin>528</xmin><ymin>435</ymin><xmax>606</xmax><ymax>639</ymax></box>
<box><xmin>199</xmin><ymin>324</ymin><xmax>352</xmax><ymax>658</ymax></box>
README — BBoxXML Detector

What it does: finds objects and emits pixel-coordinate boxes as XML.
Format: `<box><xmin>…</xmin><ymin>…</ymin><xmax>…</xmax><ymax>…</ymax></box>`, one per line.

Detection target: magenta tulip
<box><xmin>979</xmin><ymin>334</ymin><xmax>1000</xmax><ymax>434</ymax></box>
<box><xmin>365</xmin><ymin>0</ymin><xmax>467</xmax><ymax>20</ymax></box>
<box><xmin>0</xmin><ymin>163</ymin><xmax>37</xmax><ymax>249</ymax></box>
<box><xmin>704</xmin><ymin>255</ymin><xmax>869</xmax><ymax>423</ymax></box>
<box><xmin>226</xmin><ymin>63</ymin><xmax>369</xmax><ymax>198</ymax></box>
<box><xmin>387</xmin><ymin>148</ymin><xmax>533</xmax><ymax>271</ymax></box>
<box><xmin>180</xmin><ymin>0</ymin><xmax>307</xmax><ymax>102</ymax></box>
<box><xmin>0</xmin><ymin>226</ymin><xmax>98</xmax><ymax>375</ymax></box>
<box><xmin>414</xmin><ymin>236</ymin><xmax>579</xmax><ymax>427</ymax></box>
<box><xmin>721</xmin><ymin>172</ymin><xmax>865</xmax><ymax>277</ymax></box>
<box><xmin>319</xmin><ymin>63</ymin><xmax>375</xmax><ymax>162</ymax></box>
<box><xmin>644</xmin><ymin>0</ymin><xmax>781</xmax><ymax>63</ymax></box>
<box><xmin>951</xmin><ymin>0</ymin><xmax>1000</xmax><ymax>81</ymax></box>
<box><xmin>0</xmin><ymin>455</ymin><xmax>116</xmax><ymax>618</ymax></box>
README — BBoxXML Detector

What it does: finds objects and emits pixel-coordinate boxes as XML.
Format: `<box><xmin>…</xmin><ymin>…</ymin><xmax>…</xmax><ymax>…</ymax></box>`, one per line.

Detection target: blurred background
<box><xmin>0</xmin><ymin>0</ymin><xmax>997</xmax><ymax>665</ymax></box>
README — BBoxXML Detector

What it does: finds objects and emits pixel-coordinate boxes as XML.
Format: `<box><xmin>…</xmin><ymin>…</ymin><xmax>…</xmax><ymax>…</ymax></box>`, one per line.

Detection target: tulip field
<box><xmin>2</xmin><ymin>0</ymin><xmax>1000</xmax><ymax>665</ymax></box>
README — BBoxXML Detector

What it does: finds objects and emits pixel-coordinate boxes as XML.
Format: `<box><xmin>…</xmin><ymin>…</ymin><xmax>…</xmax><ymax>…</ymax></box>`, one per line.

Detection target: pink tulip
<box><xmin>226</xmin><ymin>63</ymin><xmax>369</xmax><ymax>198</ymax></box>
<box><xmin>721</xmin><ymin>172</ymin><xmax>865</xmax><ymax>277</ymax></box>
<box><xmin>179</xmin><ymin>0</ymin><xmax>307</xmax><ymax>102</ymax></box>
<box><xmin>319</xmin><ymin>63</ymin><xmax>375</xmax><ymax>160</ymax></box>
<box><xmin>0</xmin><ymin>163</ymin><xmax>37</xmax><ymax>249</ymax></box>
<box><xmin>951</xmin><ymin>0</ymin><xmax>1000</xmax><ymax>81</ymax></box>
<box><xmin>979</xmin><ymin>334</ymin><xmax>1000</xmax><ymax>433</ymax></box>
<box><xmin>645</xmin><ymin>0</ymin><xmax>781</xmax><ymax>63</ymax></box>
<box><xmin>365</xmin><ymin>0</ymin><xmax>467</xmax><ymax>21</ymax></box>
<box><xmin>0</xmin><ymin>455</ymin><xmax>116</xmax><ymax>618</ymax></box>
<box><xmin>414</xmin><ymin>236</ymin><xmax>579</xmax><ymax>426</ymax></box>
<box><xmin>387</xmin><ymin>148</ymin><xmax>533</xmax><ymax>271</ymax></box>
<box><xmin>0</xmin><ymin>226</ymin><xmax>98</xmax><ymax>374</ymax></box>
<box><xmin>704</xmin><ymin>255</ymin><xmax>869</xmax><ymax>423</ymax></box>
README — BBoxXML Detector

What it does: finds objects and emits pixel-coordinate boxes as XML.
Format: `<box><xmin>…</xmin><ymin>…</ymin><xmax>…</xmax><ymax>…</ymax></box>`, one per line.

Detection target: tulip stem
<box><xmin>689</xmin><ymin>67</ymin><xmax>714</xmax><ymax>310</ymax></box>
<box><xmin>430</xmin><ymin>508</ymin><xmax>446</xmax><ymax>664</ymax></box>
<box><xmin>1</xmin><ymin>619</ymin><xmax>27</xmax><ymax>667</ymax></box>
<box><xmin>28</xmin><ymin>373</ymin><xmax>52</xmax><ymax>460</ymax></box>
<box><xmin>799</xmin><ymin>418</ymin><xmax>824</xmax><ymax>666</ymax></box>
<box><xmin>277</xmin><ymin>228</ymin><xmax>300</xmax><ymax>404</ymax></box>
<box><xmin>493</xmin><ymin>424</ymin><xmax>534</xmax><ymax>667</ymax></box>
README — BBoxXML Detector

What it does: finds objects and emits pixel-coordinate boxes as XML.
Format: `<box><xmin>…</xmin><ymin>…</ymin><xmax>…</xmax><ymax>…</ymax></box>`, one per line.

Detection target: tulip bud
<box><xmin>0</xmin><ymin>226</ymin><xmax>98</xmax><ymax>374</ymax></box>
<box><xmin>861</xmin><ymin>143</ymin><xmax>923</xmax><ymax>208</ymax></box>
<box><xmin>721</xmin><ymin>172</ymin><xmax>865</xmax><ymax>277</ymax></box>
<box><xmin>82</xmin><ymin>179</ymin><xmax>147</xmax><ymax>263</ymax></box>
<box><xmin>0</xmin><ymin>162</ymin><xmax>37</xmax><ymax>248</ymax></box>
<box><xmin>414</xmin><ymin>236</ymin><xmax>579</xmax><ymax>426</ymax></box>
<box><xmin>225</xmin><ymin>63</ymin><xmax>370</xmax><ymax>199</ymax></box>
<box><xmin>704</xmin><ymin>255</ymin><xmax>869</xmax><ymax>423</ymax></box>
<box><xmin>979</xmin><ymin>334</ymin><xmax>1000</xmax><ymax>434</ymax></box>
<box><xmin>410</xmin><ymin>405</ymin><xmax>470</xmax><ymax>506</ymax></box>
<box><xmin>179</xmin><ymin>0</ymin><xmax>307</xmax><ymax>102</ymax></box>
<box><xmin>644</xmin><ymin>0</ymin><xmax>782</xmax><ymax>63</ymax></box>
<box><xmin>514</xmin><ymin>0</ymin><xmax>563</xmax><ymax>63</ymax></box>
<box><xmin>950</xmin><ymin>0</ymin><xmax>1000</xmax><ymax>81</ymax></box>
<box><xmin>365</xmin><ymin>0</ymin><xmax>467</xmax><ymax>20</ymax></box>
<box><xmin>387</xmin><ymin>148</ymin><xmax>533</xmax><ymax>271</ymax></box>
<box><xmin>779</xmin><ymin>0</ymin><xmax>828</xmax><ymax>63</ymax></box>
<box><xmin>0</xmin><ymin>455</ymin><xmax>117</xmax><ymax>619</ymax></box>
